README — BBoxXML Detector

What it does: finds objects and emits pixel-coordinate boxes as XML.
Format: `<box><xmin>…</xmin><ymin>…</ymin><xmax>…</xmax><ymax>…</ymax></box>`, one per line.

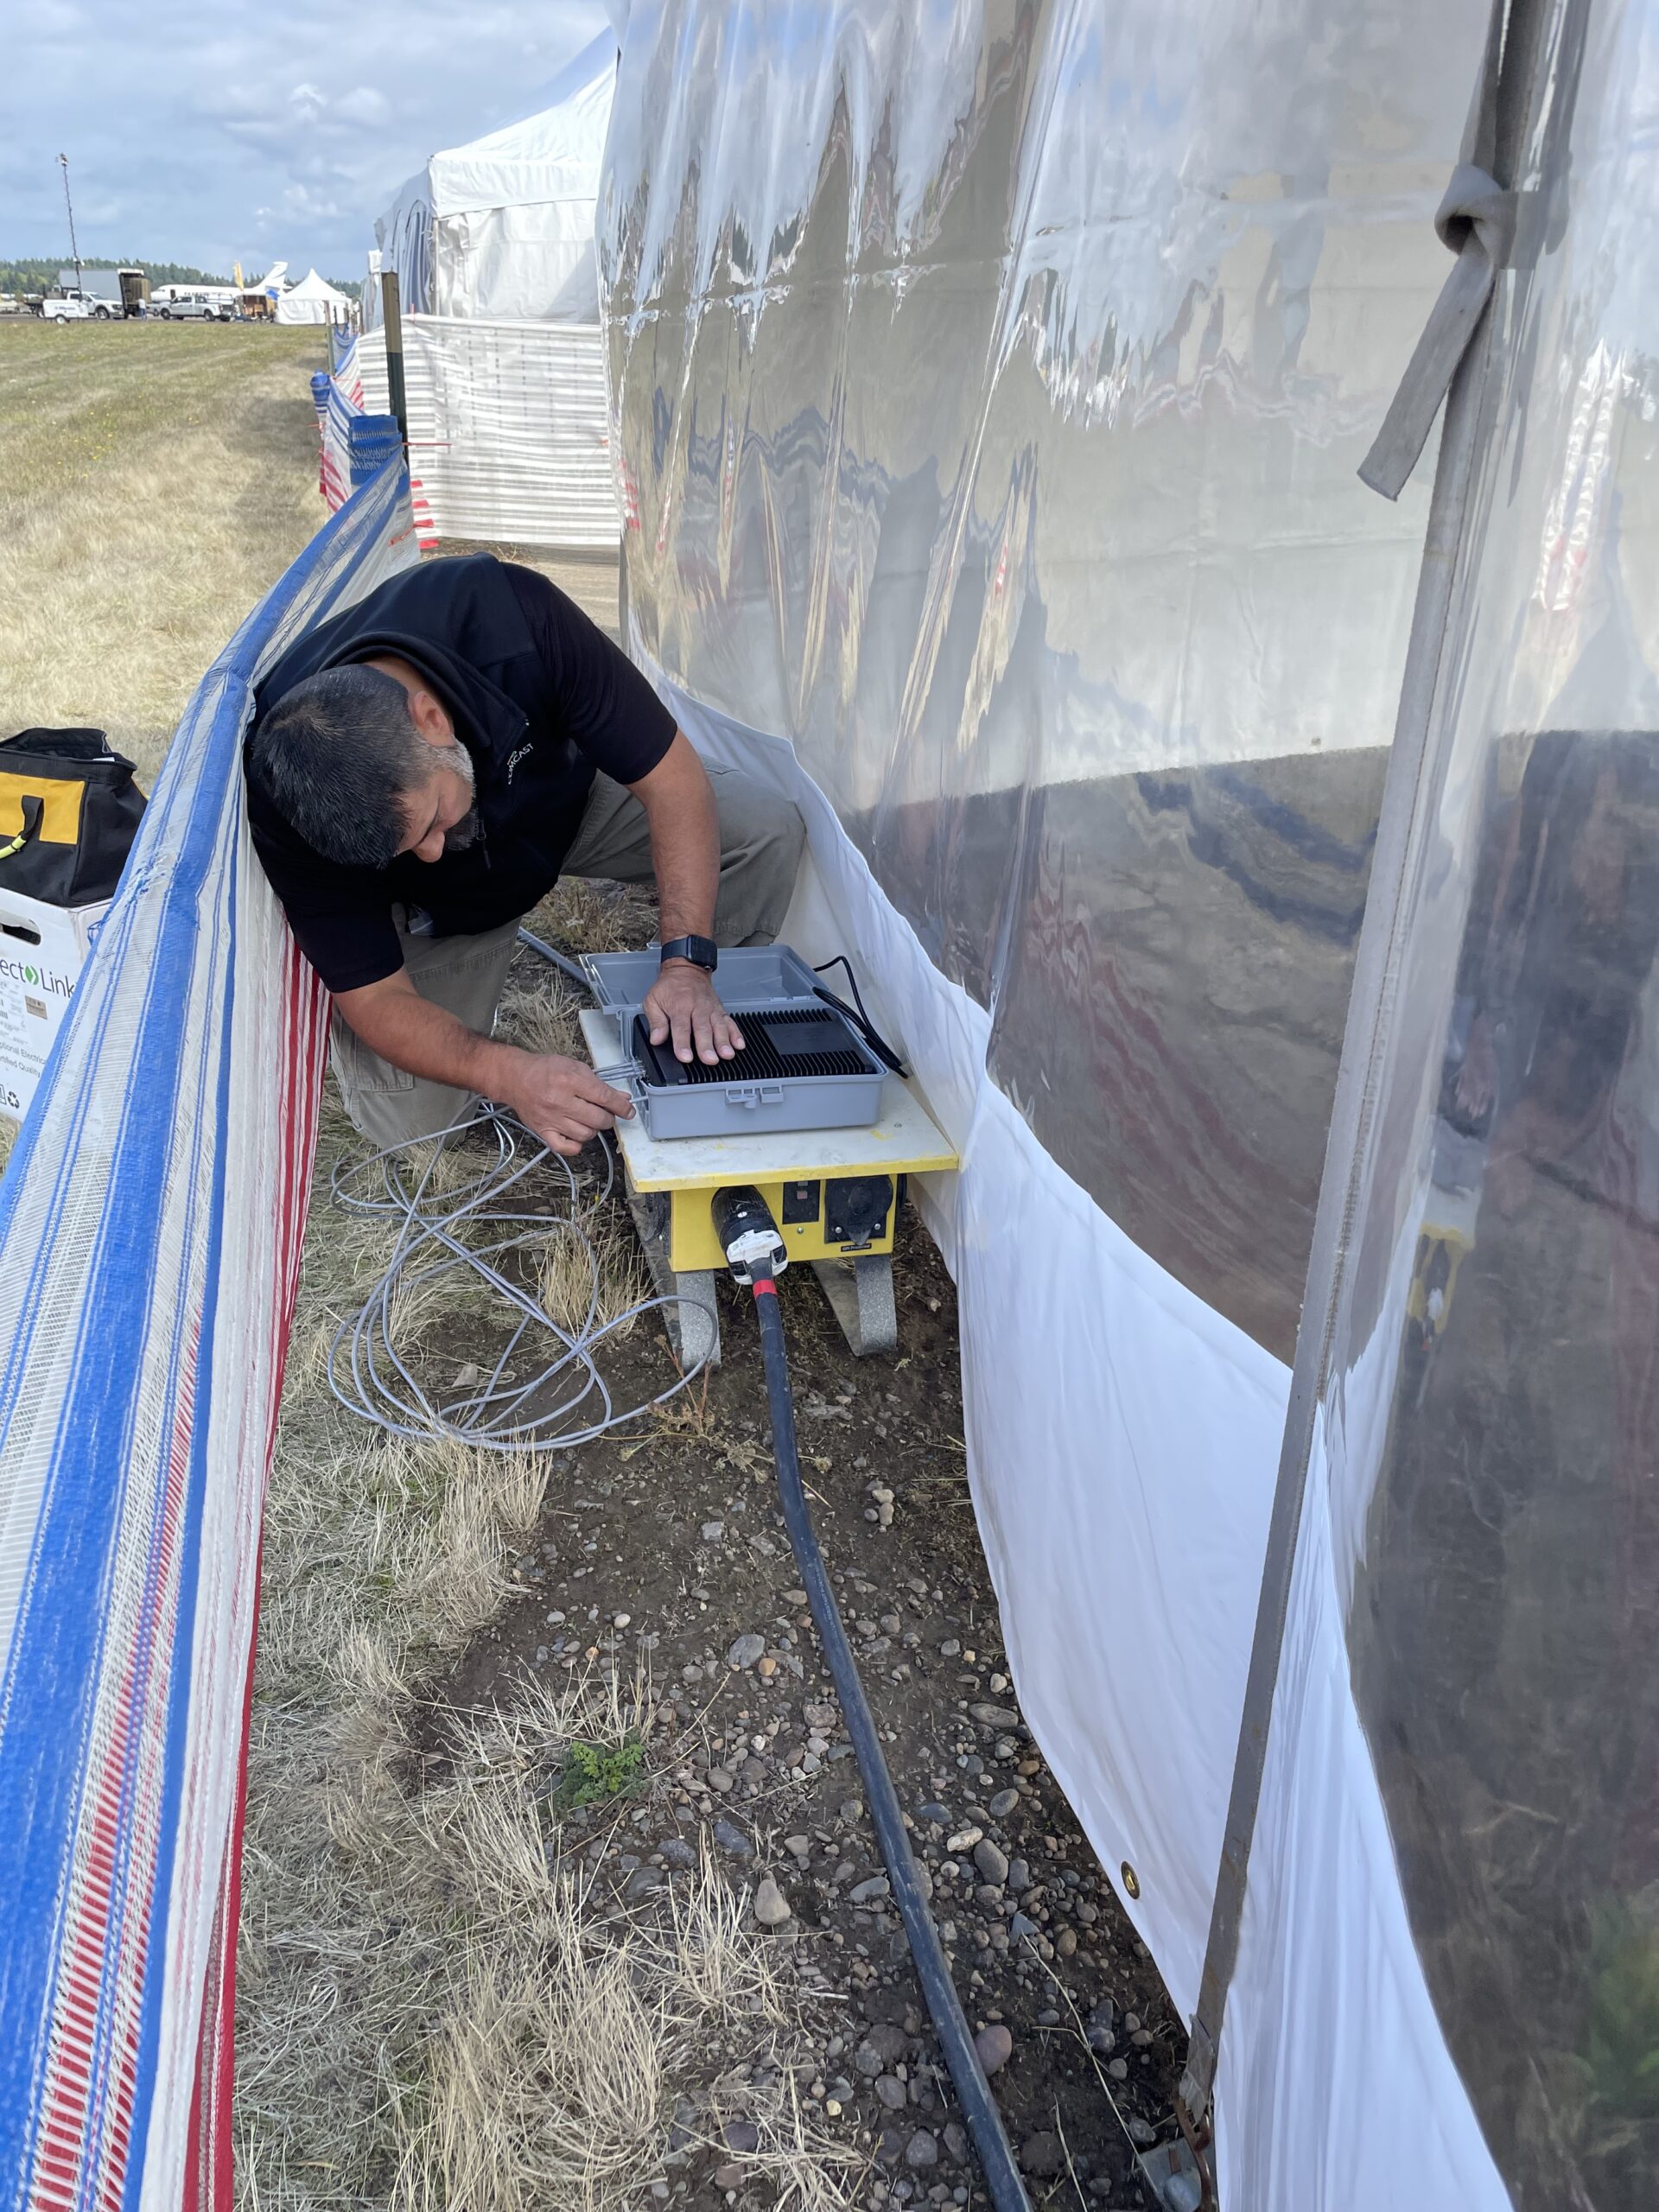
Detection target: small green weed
<box><xmin>552</xmin><ymin>1734</ymin><xmax>647</xmax><ymax>1812</ymax></box>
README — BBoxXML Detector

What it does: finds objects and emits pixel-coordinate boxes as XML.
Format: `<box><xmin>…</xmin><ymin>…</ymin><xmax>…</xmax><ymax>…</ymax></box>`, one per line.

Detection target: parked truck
<box><xmin>35</xmin><ymin>290</ymin><xmax>95</xmax><ymax>321</ymax></box>
<box><xmin>50</xmin><ymin>268</ymin><xmax>124</xmax><ymax>317</ymax></box>
<box><xmin>150</xmin><ymin>284</ymin><xmax>238</xmax><ymax>321</ymax></box>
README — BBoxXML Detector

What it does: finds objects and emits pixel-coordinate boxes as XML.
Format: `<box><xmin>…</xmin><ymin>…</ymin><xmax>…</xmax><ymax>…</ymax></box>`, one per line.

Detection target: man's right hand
<box><xmin>503</xmin><ymin>1052</ymin><xmax>634</xmax><ymax>1157</ymax></box>
<box><xmin>333</xmin><ymin>971</ymin><xmax>634</xmax><ymax>1157</ymax></box>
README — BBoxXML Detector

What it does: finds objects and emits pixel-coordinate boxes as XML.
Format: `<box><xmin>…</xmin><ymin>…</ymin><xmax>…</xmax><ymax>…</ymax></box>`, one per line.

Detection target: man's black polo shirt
<box><xmin>246</xmin><ymin>555</ymin><xmax>675</xmax><ymax>993</ymax></box>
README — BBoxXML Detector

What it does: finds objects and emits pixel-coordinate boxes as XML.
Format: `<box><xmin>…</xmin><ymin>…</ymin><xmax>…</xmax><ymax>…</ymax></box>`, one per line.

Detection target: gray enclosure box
<box><xmin>582</xmin><ymin>945</ymin><xmax>888</xmax><ymax>1141</ymax></box>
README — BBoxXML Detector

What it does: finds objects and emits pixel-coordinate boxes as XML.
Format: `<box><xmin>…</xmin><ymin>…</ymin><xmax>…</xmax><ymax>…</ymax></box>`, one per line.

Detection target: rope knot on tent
<box><xmin>1359</xmin><ymin>3</ymin><xmax>1518</xmax><ymax>500</ymax></box>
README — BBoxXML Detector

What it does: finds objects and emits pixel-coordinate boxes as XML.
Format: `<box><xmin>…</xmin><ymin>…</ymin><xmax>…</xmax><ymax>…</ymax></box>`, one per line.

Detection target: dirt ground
<box><xmin>302</xmin><ymin>855</ymin><xmax>1189</xmax><ymax>2198</ymax></box>
<box><xmin>241</xmin><ymin>882</ymin><xmax>1187</xmax><ymax>2212</ymax></box>
<box><xmin>451</xmin><ymin>959</ymin><xmax>1185</xmax><ymax>2207</ymax></box>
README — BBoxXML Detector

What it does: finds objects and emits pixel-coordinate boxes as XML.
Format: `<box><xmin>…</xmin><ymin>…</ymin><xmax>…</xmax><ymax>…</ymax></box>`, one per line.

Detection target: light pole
<box><xmin>57</xmin><ymin>153</ymin><xmax>81</xmax><ymax>294</ymax></box>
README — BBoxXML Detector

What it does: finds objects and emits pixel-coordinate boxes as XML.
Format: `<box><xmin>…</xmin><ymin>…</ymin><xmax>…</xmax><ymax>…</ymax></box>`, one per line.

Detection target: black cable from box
<box><xmin>733</xmin><ymin>1231</ymin><xmax>1030</xmax><ymax>2211</ymax></box>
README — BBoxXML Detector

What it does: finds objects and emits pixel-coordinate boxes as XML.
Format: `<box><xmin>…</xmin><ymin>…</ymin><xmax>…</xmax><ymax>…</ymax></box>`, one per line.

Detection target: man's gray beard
<box><xmin>441</xmin><ymin>741</ymin><xmax>479</xmax><ymax>850</ymax></box>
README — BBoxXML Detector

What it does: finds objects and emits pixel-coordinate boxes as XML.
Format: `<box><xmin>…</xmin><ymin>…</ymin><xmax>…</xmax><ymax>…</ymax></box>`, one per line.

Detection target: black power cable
<box><xmin>811</xmin><ymin>955</ymin><xmax>909</xmax><ymax>1076</ymax></box>
<box><xmin>713</xmin><ymin>1187</ymin><xmax>1030</xmax><ymax>2212</ymax></box>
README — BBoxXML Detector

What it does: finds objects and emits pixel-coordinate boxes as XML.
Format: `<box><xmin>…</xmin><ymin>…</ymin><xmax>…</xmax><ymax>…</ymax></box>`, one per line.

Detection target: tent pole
<box><xmin>380</xmin><ymin>270</ymin><xmax>408</xmax><ymax>450</ymax></box>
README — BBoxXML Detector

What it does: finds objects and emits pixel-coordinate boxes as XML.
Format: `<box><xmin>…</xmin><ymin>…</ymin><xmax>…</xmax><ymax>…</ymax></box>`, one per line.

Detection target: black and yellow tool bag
<box><xmin>0</xmin><ymin>729</ymin><xmax>146</xmax><ymax>908</ymax></box>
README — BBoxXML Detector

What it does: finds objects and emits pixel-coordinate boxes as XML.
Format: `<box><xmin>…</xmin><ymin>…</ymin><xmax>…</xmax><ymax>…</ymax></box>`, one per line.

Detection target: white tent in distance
<box><xmin>370</xmin><ymin>29</ymin><xmax>616</xmax><ymax>326</ymax></box>
<box><xmin>276</xmin><ymin>270</ymin><xmax>355</xmax><ymax>326</ymax></box>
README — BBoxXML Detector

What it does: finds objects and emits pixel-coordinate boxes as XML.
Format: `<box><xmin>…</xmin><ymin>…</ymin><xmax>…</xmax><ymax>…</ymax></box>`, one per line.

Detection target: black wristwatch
<box><xmin>658</xmin><ymin>935</ymin><xmax>718</xmax><ymax>973</ymax></box>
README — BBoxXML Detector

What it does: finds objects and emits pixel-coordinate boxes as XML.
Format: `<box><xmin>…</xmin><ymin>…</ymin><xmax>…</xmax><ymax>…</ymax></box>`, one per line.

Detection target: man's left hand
<box><xmin>645</xmin><ymin>957</ymin><xmax>746</xmax><ymax>1065</ymax></box>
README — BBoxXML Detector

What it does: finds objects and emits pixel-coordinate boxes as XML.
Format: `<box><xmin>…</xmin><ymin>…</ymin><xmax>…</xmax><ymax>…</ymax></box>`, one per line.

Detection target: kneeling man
<box><xmin>245</xmin><ymin>553</ymin><xmax>804</xmax><ymax>1155</ymax></box>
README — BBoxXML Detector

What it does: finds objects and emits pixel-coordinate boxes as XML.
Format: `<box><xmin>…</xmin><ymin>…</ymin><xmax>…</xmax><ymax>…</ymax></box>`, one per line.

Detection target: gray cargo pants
<box><xmin>330</xmin><ymin>763</ymin><xmax>805</xmax><ymax>1148</ymax></box>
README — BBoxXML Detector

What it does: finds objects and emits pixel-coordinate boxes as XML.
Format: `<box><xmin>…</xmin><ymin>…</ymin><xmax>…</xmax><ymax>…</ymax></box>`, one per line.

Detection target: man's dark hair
<box><xmin>247</xmin><ymin>664</ymin><xmax>432</xmax><ymax>868</ymax></box>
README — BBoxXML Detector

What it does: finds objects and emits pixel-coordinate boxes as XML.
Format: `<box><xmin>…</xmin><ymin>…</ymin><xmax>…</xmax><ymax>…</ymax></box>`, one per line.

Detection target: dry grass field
<box><xmin>0</xmin><ymin>318</ymin><xmax>330</xmax><ymax>785</ymax></box>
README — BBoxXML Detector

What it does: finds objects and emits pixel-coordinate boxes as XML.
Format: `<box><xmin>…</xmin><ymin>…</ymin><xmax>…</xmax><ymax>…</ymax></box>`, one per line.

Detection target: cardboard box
<box><xmin>0</xmin><ymin>887</ymin><xmax>110</xmax><ymax>1122</ymax></box>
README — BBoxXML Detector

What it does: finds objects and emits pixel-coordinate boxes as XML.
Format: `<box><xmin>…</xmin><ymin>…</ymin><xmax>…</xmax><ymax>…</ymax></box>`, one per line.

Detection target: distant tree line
<box><xmin>0</xmin><ymin>256</ymin><xmax>236</xmax><ymax>293</ymax></box>
<box><xmin>1</xmin><ymin>257</ymin><xmax>363</xmax><ymax>301</ymax></box>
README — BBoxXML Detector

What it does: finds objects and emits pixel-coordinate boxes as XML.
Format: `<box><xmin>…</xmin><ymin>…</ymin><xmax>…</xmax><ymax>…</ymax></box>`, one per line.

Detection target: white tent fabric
<box><xmin>353</xmin><ymin>317</ymin><xmax>618</xmax><ymax>550</ymax></box>
<box><xmin>360</xmin><ymin>249</ymin><xmax>382</xmax><ymax>332</ymax></box>
<box><xmin>353</xmin><ymin>33</ymin><xmax>620</xmax><ymax>550</ymax></box>
<box><xmin>374</xmin><ymin>171</ymin><xmax>435</xmax><ymax>315</ymax></box>
<box><xmin>275</xmin><ymin>269</ymin><xmax>353</xmax><ymax>326</ymax></box>
<box><xmin>373</xmin><ymin>31</ymin><xmax>616</xmax><ymax>323</ymax></box>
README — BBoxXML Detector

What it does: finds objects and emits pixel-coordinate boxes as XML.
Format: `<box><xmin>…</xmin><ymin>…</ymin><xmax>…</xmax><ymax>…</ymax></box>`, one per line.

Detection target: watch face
<box><xmin>664</xmin><ymin>937</ymin><xmax>717</xmax><ymax>969</ymax></box>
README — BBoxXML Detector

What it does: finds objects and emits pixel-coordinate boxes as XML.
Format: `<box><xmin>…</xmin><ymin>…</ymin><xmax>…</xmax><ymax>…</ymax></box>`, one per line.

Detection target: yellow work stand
<box><xmin>577</xmin><ymin>1008</ymin><xmax>957</xmax><ymax>1369</ymax></box>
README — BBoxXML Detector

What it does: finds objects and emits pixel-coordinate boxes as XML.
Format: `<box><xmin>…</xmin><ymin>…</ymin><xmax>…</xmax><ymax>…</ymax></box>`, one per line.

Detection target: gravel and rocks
<box><xmin>974</xmin><ymin>2024</ymin><xmax>1013</xmax><ymax>2076</ymax></box>
<box><xmin>855</xmin><ymin>2023</ymin><xmax>908</xmax><ymax>2075</ymax></box>
<box><xmin>971</xmin><ymin>1838</ymin><xmax>1009</xmax><ymax>1886</ymax></box>
<box><xmin>1021</xmin><ymin>2129</ymin><xmax>1065</xmax><ymax>2179</ymax></box>
<box><xmin>438</xmin><ymin>1198</ymin><xmax>1183</xmax><ymax>2208</ymax></box>
<box><xmin>752</xmin><ymin>1876</ymin><xmax>792</xmax><ymax>1927</ymax></box>
<box><xmin>905</xmin><ymin>2128</ymin><xmax>939</xmax><ymax>2170</ymax></box>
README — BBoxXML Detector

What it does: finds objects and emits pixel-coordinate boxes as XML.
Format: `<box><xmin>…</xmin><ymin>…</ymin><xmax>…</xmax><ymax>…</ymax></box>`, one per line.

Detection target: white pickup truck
<box><xmin>36</xmin><ymin>292</ymin><xmax>97</xmax><ymax>321</ymax></box>
<box><xmin>150</xmin><ymin>287</ymin><xmax>237</xmax><ymax>321</ymax></box>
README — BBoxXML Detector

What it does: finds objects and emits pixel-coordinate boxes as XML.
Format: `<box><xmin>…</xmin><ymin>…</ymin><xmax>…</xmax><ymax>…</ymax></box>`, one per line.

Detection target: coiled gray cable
<box><xmin>327</xmin><ymin>1101</ymin><xmax>706</xmax><ymax>1450</ymax></box>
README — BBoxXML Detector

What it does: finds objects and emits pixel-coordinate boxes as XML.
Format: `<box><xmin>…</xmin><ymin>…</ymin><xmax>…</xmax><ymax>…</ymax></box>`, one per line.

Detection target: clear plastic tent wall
<box><xmin>1231</xmin><ymin>5</ymin><xmax>1659</xmax><ymax>2208</ymax></box>
<box><xmin>594</xmin><ymin>0</ymin><xmax>1643</xmax><ymax>2201</ymax></box>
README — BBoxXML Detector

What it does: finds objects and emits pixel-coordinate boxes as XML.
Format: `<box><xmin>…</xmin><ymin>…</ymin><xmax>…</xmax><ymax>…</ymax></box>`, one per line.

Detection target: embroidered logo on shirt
<box><xmin>505</xmin><ymin>742</ymin><xmax>534</xmax><ymax>783</ymax></box>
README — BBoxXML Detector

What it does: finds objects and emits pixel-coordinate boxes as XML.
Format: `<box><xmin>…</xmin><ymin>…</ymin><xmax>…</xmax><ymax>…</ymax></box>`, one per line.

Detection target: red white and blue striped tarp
<box><xmin>319</xmin><ymin>381</ymin><xmax>353</xmax><ymax>512</ymax></box>
<box><xmin>318</xmin><ymin>337</ymin><xmax>435</xmax><ymax>550</ymax></box>
<box><xmin>0</xmin><ymin>460</ymin><xmax>417</xmax><ymax>2212</ymax></box>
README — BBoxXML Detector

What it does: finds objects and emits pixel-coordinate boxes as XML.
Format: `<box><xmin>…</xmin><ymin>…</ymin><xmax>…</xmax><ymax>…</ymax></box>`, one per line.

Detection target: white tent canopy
<box><xmin>372</xmin><ymin>29</ymin><xmax>616</xmax><ymax>324</ymax></box>
<box><xmin>275</xmin><ymin>268</ymin><xmax>353</xmax><ymax>325</ymax></box>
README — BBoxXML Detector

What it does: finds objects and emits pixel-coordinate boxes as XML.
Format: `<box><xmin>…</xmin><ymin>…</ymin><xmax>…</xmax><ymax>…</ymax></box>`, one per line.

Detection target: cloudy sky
<box><xmin>3</xmin><ymin>0</ymin><xmax>610</xmax><ymax>280</ymax></box>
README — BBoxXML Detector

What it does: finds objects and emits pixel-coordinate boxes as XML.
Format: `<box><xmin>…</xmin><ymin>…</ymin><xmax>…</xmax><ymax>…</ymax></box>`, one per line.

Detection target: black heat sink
<box><xmin>633</xmin><ymin>1005</ymin><xmax>875</xmax><ymax>1087</ymax></box>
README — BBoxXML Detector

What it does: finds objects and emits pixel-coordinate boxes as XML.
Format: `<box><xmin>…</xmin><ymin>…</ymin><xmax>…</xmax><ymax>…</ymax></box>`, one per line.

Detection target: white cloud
<box><xmin>335</xmin><ymin>86</ymin><xmax>390</xmax><ymax>127</ymax></box>
<box><xmin>1</xmin><ymin>0</ymin><xmax>608</xmax><ymax>277</ymax></box>
<box><xmin>281</xmin><ymin>180</ymin><xmax>346</xmax><ymax>222</ymax></box>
